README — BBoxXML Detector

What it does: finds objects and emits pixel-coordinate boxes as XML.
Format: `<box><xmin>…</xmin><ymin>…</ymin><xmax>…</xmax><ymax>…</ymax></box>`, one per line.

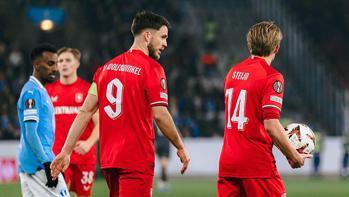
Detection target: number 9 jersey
<box><xmin>219</xmin><ymin>56</ymin><xmax>285</xmax><ymax>178</ymax></box>
<box><xmin>90</xmin><ymin>49</ymin><xmax>168</xmax><ymax>175</ymax></box>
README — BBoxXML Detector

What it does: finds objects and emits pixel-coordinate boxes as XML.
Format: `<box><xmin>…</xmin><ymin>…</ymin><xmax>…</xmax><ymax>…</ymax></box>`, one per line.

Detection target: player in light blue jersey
<box><xmin>17</xmin><ymin>43</ymin><xmax>70</xmax><ymax>197</ymax></box>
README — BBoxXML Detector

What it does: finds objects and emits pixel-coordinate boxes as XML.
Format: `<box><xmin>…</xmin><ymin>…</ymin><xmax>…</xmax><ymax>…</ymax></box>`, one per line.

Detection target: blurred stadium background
<box><xmin>0</xmin><ymin>0</ymin><xmax>349</xmax><ymax>196</ymax></box>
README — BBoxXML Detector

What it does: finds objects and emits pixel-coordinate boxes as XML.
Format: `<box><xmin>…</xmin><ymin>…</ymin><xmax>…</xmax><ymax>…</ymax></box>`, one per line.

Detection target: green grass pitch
<box><xmin>1</xmin><ymin>176</ymin><xmax>348</xmax><ymax>196</ymax></box>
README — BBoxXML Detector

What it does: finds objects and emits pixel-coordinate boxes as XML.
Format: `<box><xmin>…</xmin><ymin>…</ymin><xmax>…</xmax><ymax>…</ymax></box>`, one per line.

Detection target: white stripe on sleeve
<box><xmin>262</xmin><ymin>105</ymin><xmax>281</xmax><ymax>111</ymax></box>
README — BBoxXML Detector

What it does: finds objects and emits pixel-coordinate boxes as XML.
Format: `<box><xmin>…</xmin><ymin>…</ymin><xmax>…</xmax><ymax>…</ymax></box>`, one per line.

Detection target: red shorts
<box><xmin>64</xmin><ymin>163</ymin><xmax>96</xmax><ymax>196</ymax></box>
<box><xmin>102</xmin><ymin>168</ymin><xmax>153</xmax><ymax>197</ymax></box>
<box><xmin>217</xmin><ymin>175</ymin><xmax>286</xmax><ymax>197</ymax></box>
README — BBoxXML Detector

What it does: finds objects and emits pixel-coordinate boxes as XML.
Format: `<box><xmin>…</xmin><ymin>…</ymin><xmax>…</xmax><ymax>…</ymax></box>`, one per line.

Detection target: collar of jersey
<box><xmin>129</xmin><ymin>49</ymin><xmax>147</xmax><ymax>56</ymax></box>
<box><xmin>30</xmin><ymin>76</ymin><xmax>45</xmax><ymax>89</ymax></box>
<box><xmin>249</xmin><ymin>56</ymin><xmax>269</xmax><ymax>66</ymax></box>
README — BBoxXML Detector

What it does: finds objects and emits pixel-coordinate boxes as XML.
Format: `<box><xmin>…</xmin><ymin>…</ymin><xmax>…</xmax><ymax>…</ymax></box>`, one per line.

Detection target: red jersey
<box><xmin>219</xmin><ymin>56</ymin><xmax>284</xmax><ymax>178</ymax></box>
<box><xmin>92</xmin><ymin>50</ymin><xmax>168</xmax><ymax>175</ymax></box>
<box><xmin>46</xmin><ymin>78</ymin><xmax>96</xmax><ymax>165</ymax></box>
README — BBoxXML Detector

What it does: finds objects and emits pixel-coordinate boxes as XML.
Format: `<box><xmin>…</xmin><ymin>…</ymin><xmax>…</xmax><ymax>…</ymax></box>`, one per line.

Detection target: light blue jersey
<box><xmin>17</xmin><ymin>76</ymin><xmax>55</xmax><ymax>174</ymax></box>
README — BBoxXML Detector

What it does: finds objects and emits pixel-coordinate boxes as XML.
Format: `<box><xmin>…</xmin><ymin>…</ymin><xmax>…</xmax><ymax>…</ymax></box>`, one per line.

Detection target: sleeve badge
<box><xmin>160</xmin><ymin>78</ymin><xmax>167</xmax><ymax>90</ymax></box>
<box><xmin>273</xmin><ymin>80</ymin><xmax>283</xmax><ymax>94</ymax></box>
<box><xmin>25</xmin><ymin>99</ymin><xmax>36</xmax><ymax>109</ymax></box>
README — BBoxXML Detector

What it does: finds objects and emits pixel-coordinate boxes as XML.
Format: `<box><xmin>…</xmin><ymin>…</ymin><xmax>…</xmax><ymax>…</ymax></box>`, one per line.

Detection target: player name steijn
<box><xmin>232</xmin><ymin>71</ymin><xmax>250</xmax><ymax>80</ymax></box>
<box><xmin>103</xmin><ymin>64</ymin><xmax>142</xmax><ymax>75</ymax></box>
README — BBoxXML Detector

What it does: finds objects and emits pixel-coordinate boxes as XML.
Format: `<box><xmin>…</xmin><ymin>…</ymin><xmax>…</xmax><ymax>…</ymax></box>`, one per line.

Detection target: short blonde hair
<box><xmin>57</xmin><ymin>47</ymin><xmax>81</xmax><ymax>61</ymax></box>
<box><xmin>246</xmin><ymin>21</ymin><xmax>283</xmax><ymax>57</ymax></box>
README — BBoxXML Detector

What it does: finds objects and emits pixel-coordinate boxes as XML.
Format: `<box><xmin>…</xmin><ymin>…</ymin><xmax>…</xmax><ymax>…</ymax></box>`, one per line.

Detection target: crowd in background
<box><xmin>0</xmin><ymin>0</ymin><xmax>226</xmax><ymax>139</ymax></box>
<box><xmin>0</xmin><ymin>0</ymin><xmax>348</xmax><ymax>139</ymax></box>
<box><xmin>285</xmin><ymin>0</ymin><xmax>349</xmax><ymax>88</ymax></box>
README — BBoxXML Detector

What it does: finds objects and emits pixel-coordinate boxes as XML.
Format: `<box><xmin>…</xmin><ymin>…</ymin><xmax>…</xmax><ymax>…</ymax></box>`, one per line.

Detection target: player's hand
<box><xmin>288</xmin><ymin>153</ymin><xmax>313</xmax><ymax>168</ymax></box>
<box><xmin>177</xmin><ymin>148</ymin><xmax>190</xmax><ymax>174</ymax></box>
<box><xmin>50</xmin><ymin>151</ymin><xmax>70</xmax><ymax>180</ymax></box>
<box><xmin>74</xmin><ymin>140</ymin><xmax>92</xmax><ymax>155</ymax></box>
<box><xmin>43</xmin><ymin>162</ymin><xmax>58</xmax><ymax>188</ymax></box>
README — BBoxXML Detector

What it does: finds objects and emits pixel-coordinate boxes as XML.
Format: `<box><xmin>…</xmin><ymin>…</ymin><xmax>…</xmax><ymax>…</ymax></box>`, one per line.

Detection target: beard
<box><xmin>44</xmin><ymin>71</ymin><xmax>59</xmax><ymax>84</ymax></box>
<box><xmin>148</xmin><ymin>43</ymin><xmax>160</xmax><ymax>60</ymax></box>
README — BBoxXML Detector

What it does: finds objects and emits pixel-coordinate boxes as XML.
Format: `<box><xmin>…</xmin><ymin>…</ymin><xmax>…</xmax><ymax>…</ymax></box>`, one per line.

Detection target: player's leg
<box><xmin>156</xmin><ymin>136</ymin><xmax>170</xmax><ymax>191</ymax></box>
<box><xmin>71</xmin><ymin>164</ymin><xmax>96</xmax><ymax>197</ymax></box>
<box><xmin>20</xmin><ymin>170</ymin><xmax>70</xmax><ymax>197</ymax></box>
<box><xmin>102</xmin><ymin>168</ymin><xmax>120</xmax><ymax>197</ymax></box>
<box><xmin>159</xmin><ymin>156</ymin><xmax>169</xmax><ymax>182</ymax></box>
<box><xmin>119</xmin><ymin>168</ymin><xmax>153</xmax><ymax>197</ymax></box>
<box><xmin>312</xmin><ymin>152</ymin><xmax>321</xmax><ymax>176</ymax></box>
<box><xmin>217</xmin><ymin>177</ymin><xmax>245</xmax><ymax>197</ymax></box>
<box><xmin>341</xmin><ymin>152</ymin><xmax>349</xmax><ymax>177</ymax></box>
<box><xmin>242</xmin><ymin>174</ymin><xmax>286</xmax><ymax>197</ymax></box>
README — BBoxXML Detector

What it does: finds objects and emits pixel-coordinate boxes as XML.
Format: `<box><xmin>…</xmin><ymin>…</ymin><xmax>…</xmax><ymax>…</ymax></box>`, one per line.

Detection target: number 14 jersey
<box><xmin>219</xmin><ymin>56</ymin><xmax>285</xmax><ymax>178</ymax></box>
<box><xmin>91</xmin><ymin>49</ymin><xmax>168</xmax><ymax>175</ymax></box>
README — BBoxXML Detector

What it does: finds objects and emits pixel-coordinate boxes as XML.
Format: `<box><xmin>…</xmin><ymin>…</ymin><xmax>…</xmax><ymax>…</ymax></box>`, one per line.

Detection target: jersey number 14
<box><xmin>225</xmin><ymin>88</ymin><xmax>248</xmax><ymax>130</ymax></box>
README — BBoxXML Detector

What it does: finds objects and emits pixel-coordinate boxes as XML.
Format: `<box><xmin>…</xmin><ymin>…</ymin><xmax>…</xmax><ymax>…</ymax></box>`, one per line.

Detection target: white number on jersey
<box><xmin>225</xmin><ymin>88</ymin><xmax>248</xmax><ymax>130</ymax></box>
<box><xmin>104</xmin><ymin>78</ymin><xmax>123</xmax><ymax>119</ymax></box>
<box><xmin>81</xmin><ymin>171</ymin><xmax>94</xmax><ymax>185</ymax></box>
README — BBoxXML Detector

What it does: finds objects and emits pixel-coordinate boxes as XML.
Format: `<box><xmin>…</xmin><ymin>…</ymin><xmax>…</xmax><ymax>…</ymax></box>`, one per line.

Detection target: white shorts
<box><xmin>19</xmin><ymin>170</ymin><xmax>70</xmax><ymax>197</ymax></box>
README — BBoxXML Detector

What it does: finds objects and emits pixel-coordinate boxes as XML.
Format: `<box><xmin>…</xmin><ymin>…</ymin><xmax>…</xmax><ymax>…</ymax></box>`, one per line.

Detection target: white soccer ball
<box><xmin>285</xmin><ymin>123</ymin><xmax>316</xmax><ymax>154</ymax></box>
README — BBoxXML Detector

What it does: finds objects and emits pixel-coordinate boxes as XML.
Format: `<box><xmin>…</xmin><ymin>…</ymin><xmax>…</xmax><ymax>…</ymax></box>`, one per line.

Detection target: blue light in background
<box><xmin>27</xmin><ymin>6</ymin><xmax>65</xmax><ymax>25</ymax></box>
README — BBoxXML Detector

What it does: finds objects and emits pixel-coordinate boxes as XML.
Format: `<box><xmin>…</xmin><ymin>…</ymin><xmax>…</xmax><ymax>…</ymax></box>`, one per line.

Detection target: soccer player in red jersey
<box><xmin>217</xmin><ymin>21</ymin><xmax>312</xmax><ymax>197</ymax></box>
<box><xmin>46</xmin><ymin>47</ymin><xmax>99</xmax><ymax>197</ymax></box>
<box><xmin>51</xmin><ymin>11</ymin><xmax>190</xmax><ymax>197</ymax></box>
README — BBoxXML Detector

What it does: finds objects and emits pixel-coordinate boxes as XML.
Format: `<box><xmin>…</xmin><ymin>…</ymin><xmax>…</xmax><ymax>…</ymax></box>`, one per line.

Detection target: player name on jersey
<box><xmin>231</xmin><ymin>71</ymin><xmax>250</xmax><ymax>80</ymax></box>
<box><xmin>54</xmin><ymin>106</ymin><xmax>80</xmax><ymax>115</ymax></box>
<box><xmin>103</xmin><ymin>63</ymin><xmax>142</xmax><ymax>76</ymax></box>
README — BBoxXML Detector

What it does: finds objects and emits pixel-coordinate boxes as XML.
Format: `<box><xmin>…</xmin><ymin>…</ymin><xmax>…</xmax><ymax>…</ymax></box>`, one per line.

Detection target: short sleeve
<box><xmin>22</xmin><ymin>90</ymin><xmax>41</xmax><ymax>122</ymax></box>
<box><xmin>144</xmin><ymin>66</ymin><xmax>168</xmax><ymax>107</ymax></box>
<box><xmin>262</xmin><ymin>74</ymin><xmax>284</xmax><ymax>119</ymax></box>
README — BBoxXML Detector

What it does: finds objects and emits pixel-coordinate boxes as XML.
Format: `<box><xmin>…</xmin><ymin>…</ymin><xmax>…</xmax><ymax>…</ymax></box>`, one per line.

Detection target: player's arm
<box><xmin>25</xmin><ymin>121</ymin><xmax>50</xmax><ymax>163</ymax></box>
<box><xmin>264</xmin><ymin>119</ymin><xmax>312</xmax><ymax>168</ymax></box>
<box><xmin>152</xmin><ymin>106</ymin><xmax>190</xmax><ymax>174</ymax></box>
<box><xmin>62</xmin><ymin>94</ymin><xmax>98</xmax><ymax>155</ymax></box>
<box><xmin>262</xmin><ymin>74</ymin><xmax>311</xmax><ymax>168</ymax></box>
<box><xmin>25</xmin><ymin>121</ymin><xmax>58</xmax><ymax>187</ymax></box>
<box><xmin>73</xmin><ymin>110</ymin><xmax>100</xmax><ymax>155</ymax></box>
<box><xmin>51</xmin><ymin>93</ymin><xmax>98</xmax><ymax>178</ymax></box>
<box><xmin>22</xmin><ymin>91</ymin><xmax>58</xmax><ymax>187</ymax></box>
<box><xmin>21</xmin><ymin>91</ymin><xmax>49</xmax><ymax>164</ymax></box>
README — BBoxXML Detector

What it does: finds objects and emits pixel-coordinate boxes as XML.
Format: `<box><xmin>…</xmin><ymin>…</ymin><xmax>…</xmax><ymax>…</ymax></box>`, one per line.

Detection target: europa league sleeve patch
<box><xmin>272</xmin><ymin>80</ymin><xmax>283</xmax><ymax>94</ymax></box>
<box><xmin>160</xmin><ymin>78</ymin><xmax>167</xmax><ymax>90</ymax></box>
<box><xmin>25</xmin><ymin>98</ymin><xmax>36</xmax><ymax>109</ymax></box>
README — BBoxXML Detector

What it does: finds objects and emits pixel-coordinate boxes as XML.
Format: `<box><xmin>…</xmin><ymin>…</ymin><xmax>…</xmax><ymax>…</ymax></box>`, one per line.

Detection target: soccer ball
<box><xmin>285</xmin><ymin>123</ymin><xmax>316</xmax><ymax>154</ymax></box>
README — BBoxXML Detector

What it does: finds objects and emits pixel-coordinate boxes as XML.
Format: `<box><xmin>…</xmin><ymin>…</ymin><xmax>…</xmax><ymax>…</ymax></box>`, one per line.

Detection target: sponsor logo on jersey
<box><xmin>273</xmin><ymin>80</ymin><xmax>283</xmax><ymax>94</ymax></box>
<box><xmin>160</xmin><ymin>78</ymin><xmax>167</xmax><ymax>90</ymax></box>
<box><xmin>25</xmin><ymin>99</ymin><xmax>35</xmax><ymax>109</ymax></box>
<box><xmin>75</xmin><ymin>93</ymin><xmax>84</xmax><ymax>103</ymax></box>
<box><xmin>54</xmin><ymin>106</ymin><xmax>80</xmax><ymax>115</ymax></box>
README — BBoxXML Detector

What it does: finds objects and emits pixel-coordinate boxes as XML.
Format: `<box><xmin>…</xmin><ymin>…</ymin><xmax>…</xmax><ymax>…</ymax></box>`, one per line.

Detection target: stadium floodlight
<box><xmin>27</xmin><ymin>7</ymin><xmax>65</xmax><ymax>32</ymax></box>
<box><xmin>40</xmin><ymin>19</ymin><xmax>54</xmax><ymax>31</ymax></box>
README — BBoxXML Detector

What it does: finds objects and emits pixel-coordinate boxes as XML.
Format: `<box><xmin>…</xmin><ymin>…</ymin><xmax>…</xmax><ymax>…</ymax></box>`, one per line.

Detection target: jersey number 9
<box><xmin>104</xmin><ymin>78</ymin><xmax>123</xmax><ymax>119</ymax></box>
